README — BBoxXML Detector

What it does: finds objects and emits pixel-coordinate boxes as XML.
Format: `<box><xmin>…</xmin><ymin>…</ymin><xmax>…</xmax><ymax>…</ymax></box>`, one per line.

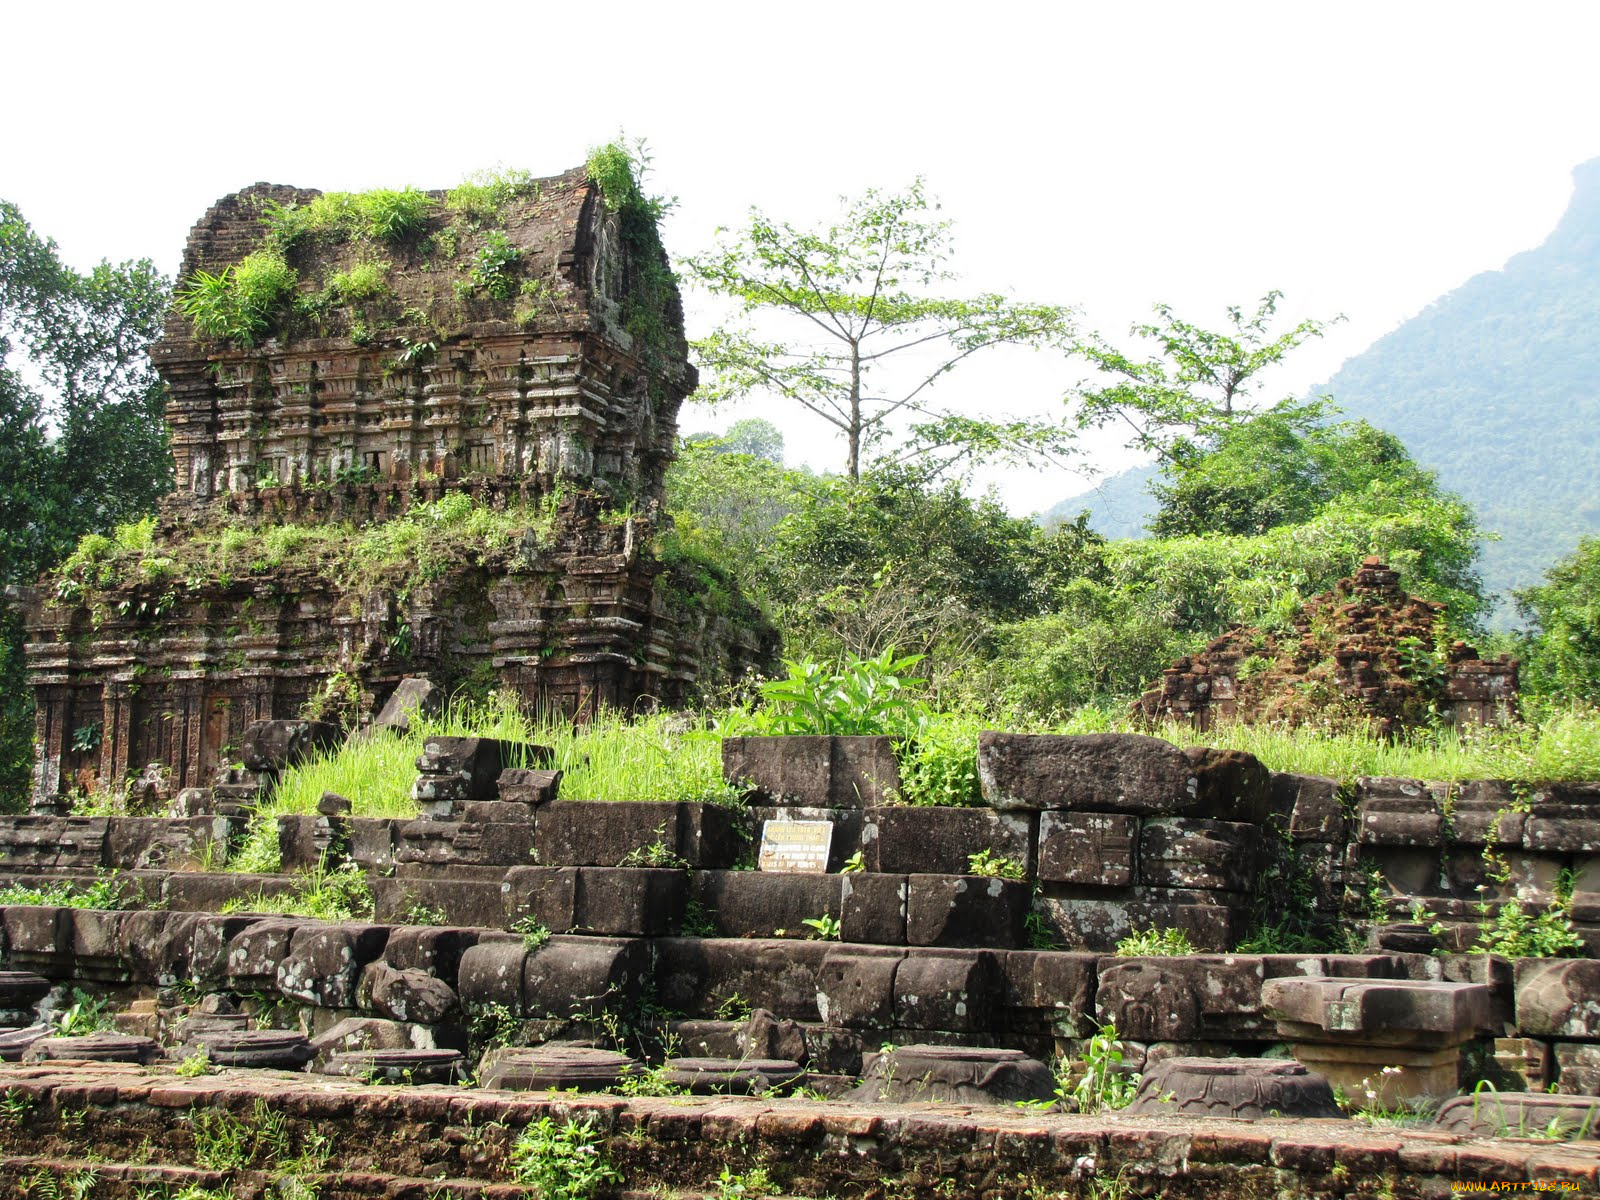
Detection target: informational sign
<box><xmin>757</xmin><ymin>819</ymin><xmax>834</xmax><ymax>874</ymax></box>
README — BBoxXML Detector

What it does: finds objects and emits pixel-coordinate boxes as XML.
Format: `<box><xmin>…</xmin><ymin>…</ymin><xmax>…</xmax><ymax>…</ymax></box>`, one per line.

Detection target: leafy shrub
<box><xmin>1475</xmin><ymin>897</ymin><xmax>1585</xmax><ymax>958</ymax></box>
<box><xmin>967</xmin><ymin>848</ymin><xmax>1025</xmax><ymax>880</ymax></box>
<box><xmin>738</xmin><ymin>649</ymin><xmax>928</xmax><ymax>738</ymax></box>
<box><xmin>1069</xmin><ymin>1021</ymin><xmax>1140</xmax><ymax>1113</ymax></box>
<box><xmin>1115</xmin><ymin>926</ymin><xmax>1197</xmax><ymax>956</ymax></box>
<box><xmin>446</xmin><ymin>167</ymin><xmax>540</xmax><ymax>222</ymax></box>
<box><xmin>175</xmin><ymin>250</ymin><xmax>298</xmax><ymax>346</ymax></box>
<box><xmin>328</xmin><ymin>259</ymin><xmax>391</xmax><ymax>303</ymax></box>
<box><xmin>896</xmin><ymin>711</ymin><xmax>983</xmax><ymax>806</ymax></box>
<box><xmin>509</xmin><ymin>1116</ymin><xmax>621</xmax><ymax>1200</ymax></box>
<box><xmin>470</xmin><ymin>231</ymin><xmax>521</xmax><ymax>300</ymax></box>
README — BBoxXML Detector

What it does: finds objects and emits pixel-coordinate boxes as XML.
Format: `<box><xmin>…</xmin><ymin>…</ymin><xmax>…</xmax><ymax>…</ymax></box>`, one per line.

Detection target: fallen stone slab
<box><xmin>178</xmin><ymin>1029</ymin><xmax>313</xmax><ymax>1070</ymax></box>
<box><xmin>0</xmin><ymin>1025</ymin><xmax>50</xmax><ymax>1062</ymax></box>
<box><xmin>240</xmin><ymin>719</ymin><xmax>341</xmax><ymax>772</ymax></box>
<box><xmin>1435</xmin><ymin>1090</ymin><xmax>1600</xmax><ymax>1139</ymax></box>
<box><xmin>320</xmin><ymin>1047</ymin><xmax>464</xmax><ymax>1084</ymax></box>
<box><xmin>848</xmin><ymin>1044</ymin><xmax>1055</xmax><ymax>1105</ymax></box>
<box><xmin>977</xmin><ymin>732</ymin><xmax>1272</xmax><ymax>822</ymax></box>
<box><xmin>659</xmin><ymin>1056</ymin><xmax>803</xmax><ymax>1095</ymax></box>
<box><xmin>23</xmin><ymin>1034</ymin><xmax>161</xmax><ymax>1064</ymax></box>
<box><xmin>1124</xmin><ymin>1056</ymin><xmax>1341</xmax><ymax>1119</ymax></box>
<box><xmin>477</xmin><ymin>1044</ymin><xmax>638</xmax><ymax>1091</ymax></box>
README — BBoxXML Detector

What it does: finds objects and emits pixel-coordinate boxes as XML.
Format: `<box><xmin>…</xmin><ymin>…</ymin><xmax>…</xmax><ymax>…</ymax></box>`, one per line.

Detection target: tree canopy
<box><xmin>687</xmin><ymin>180</ymin><xmax>1077</xmax><ymax>479</ymax></box>
<box><xmin>0</xmin><ymin>201</ymin><xmax>171</xmax><ymax>808</ymax></box>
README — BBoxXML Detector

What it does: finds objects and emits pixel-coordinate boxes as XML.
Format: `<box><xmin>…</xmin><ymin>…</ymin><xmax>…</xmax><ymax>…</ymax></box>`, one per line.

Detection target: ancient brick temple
<box><xmin>23</xmin><ymin>165</ymin><xmax>772</xmax><ymax>803</ymax></box>
<box><xmin>1135</xmin><ymin>557</ymin><xmax>1518</xmax><ymax>734</ymax></box>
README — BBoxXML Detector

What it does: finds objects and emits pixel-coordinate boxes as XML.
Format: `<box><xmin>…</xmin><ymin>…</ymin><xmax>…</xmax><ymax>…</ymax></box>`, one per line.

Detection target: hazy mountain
<box><xmin>1049</xmin><ymin>157</ymin><xmax>1600</xmax><ymax>621</ymax></box>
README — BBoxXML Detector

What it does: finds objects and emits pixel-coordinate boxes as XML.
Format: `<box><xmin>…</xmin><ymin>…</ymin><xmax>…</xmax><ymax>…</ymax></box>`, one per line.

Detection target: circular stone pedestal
<box><xmin>23</xmin><ymin>1034</ymin><xmax>162</xmax><ymax>1065</ymax></box>
<box><xmin>1435</xmin><ymin>1091</ymin><xmax>1600</xmax><ymax>1139</ymax></box>
<box><xmin>478</xmin><ymin>1045</ymin><xmax>639</xmax><ymax>1092</ymax></box>
<box><xmin>321</xmin><ymin>1048</ymin><xmax>464</xmax><ymax>1084</ymax></box>
<box><xmin>660</xmin><ymin>1057</ymin><xmax>804</xmax><ymax>1095</ymax></box>
<box><xmin>847</xmin><ymin>1045</ymin><xmax>1056</xmax><ymax>1106</ymax></box>
<box><xmin>1125</xmin><ymin>1057</ymin><xmax>1341</xmax><ymax>1119</ymax></box>
<box><xmin>0</xmin><ymin>1025</ymin><xmax>51</xmax><ymax>1062</ymax></box>
<box><xmin>180</xmin><ymin>1029</ymin><xmax>314</xmax><ymax>1070</ymax></box>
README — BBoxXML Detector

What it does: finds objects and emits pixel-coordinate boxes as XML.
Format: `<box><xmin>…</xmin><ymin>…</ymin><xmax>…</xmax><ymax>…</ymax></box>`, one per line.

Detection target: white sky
<box><xmin>4</xmin><ymin>1</ymin><xmax>1597</xmax><ymax>514</ymax></box>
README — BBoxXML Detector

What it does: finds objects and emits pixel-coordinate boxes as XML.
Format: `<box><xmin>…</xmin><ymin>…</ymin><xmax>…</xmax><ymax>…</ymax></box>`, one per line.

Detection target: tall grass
<box><xmin>263</xmin><ymin>692</ymin><xmax>736</xmax><ymax>823</ymax></box>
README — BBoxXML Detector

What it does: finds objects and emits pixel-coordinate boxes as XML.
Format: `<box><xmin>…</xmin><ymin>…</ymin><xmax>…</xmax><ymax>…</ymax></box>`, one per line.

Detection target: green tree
<box><xmin>0</xmin><ymin>201</ymin><xmax>171</xmax><ymax>808</ymax></box>
<box><xmin>1516</xmin><ymin>538</ymin><xmax>1600</xmax><ymax>701</ymax></box>
<box><xmin>1149</xmin><ymin>407</ymin><xmax>1453</xmax><ymax>538</ymax></box>
<box><xmin>688</xmin><ymin>180</ymin><xmax>1077</xmax><ymax>480</ymax></box>
<box><xmin>1068</xmin><ymin>290</ymin><xmax>1339</xmax><ymax>466</ymax></box>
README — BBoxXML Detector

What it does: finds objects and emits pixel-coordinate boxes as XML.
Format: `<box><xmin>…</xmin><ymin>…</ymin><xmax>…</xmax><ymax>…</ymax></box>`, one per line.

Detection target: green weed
<box><xmin>1114</xmin><ymin>926</ymin><xmax>1196</xmax><ymax>956</ymax></box>
<box><xmin>967</xmin><ymin>848</ymin><xmax>1026</xmax><ymax>880</ymax></box>
<box><xmin>508</xmin><ymin>1115</ymin><xmax>622</xmax><ymax>1199</ymax></box>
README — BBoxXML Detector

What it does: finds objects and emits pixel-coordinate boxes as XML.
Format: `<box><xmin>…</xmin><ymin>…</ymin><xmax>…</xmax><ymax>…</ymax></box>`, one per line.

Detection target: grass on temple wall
<box><xmin>258</xmin><ymin>693</ymin><xmax>737</xmax><ymax>825</ymax></box>
<box><xmin>1100</xmin><ymin>703</ymin><xmax>1600</xmax><ymax>783</ymax></box>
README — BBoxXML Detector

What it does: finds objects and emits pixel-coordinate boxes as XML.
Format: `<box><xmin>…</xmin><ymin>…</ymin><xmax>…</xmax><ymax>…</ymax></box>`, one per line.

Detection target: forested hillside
<box><xmin>1324</xmin><ymin>157</ymin><xmax>1600</xmax><ymax>613</ymax></box>
<box><xmin>1052</xmin><ymin>158</ymin><xmax>1600</xmax><ymax>620</ymax></box>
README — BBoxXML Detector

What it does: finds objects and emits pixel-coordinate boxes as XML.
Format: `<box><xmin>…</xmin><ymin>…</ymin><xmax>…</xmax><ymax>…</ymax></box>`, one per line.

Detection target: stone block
<box><xmin>501</xmin><ymin>866</ymin><xmax>580</xmax><ymax>932</ymax></box>
<box><xmin>533</xmin><ymin>800</ymin><xmax>745</xmax><ymax>869</ymax></box>
<box><xmin>239</xmin><ymin>719</ymin><xmax>340</xmax><ymax>772</ymax></box>
<box><xmin>117</xmin><ymin>910</ymin><xmax>201</xmax><ymax>986</ymax></box>
<box><xmin>1525</xmin><ymin>807</ymin><xmax>1600</xmax><ymax>854</ymax></box>
<box><xmin>67</xmin><ymin>908</ymin><xmax>127</xmax><ymax>982</ymax></box>
<box><xmin>188</xmin><ymin>914</ymin><xmax>263</xmax><ymax>986</ymax></box>
<box><xmin>226</xmin><ymin>919</ymin><xmax>305</xmax><ymax>991</ymax></box>
<box><xmin>816</xmin><ymin>946</ymin><xmax>904</xmax><ymax>1029</ymax></box>
<box><xmin>413</xmin><ymin>736</ymin><xmax>545</xmax><ymax>804</ymax></box>
<box><xmin>1096</xmin><ymin>956</ymin><xmax>1269</xmax><ymax>1042</ymax></box>
<box><xmin>1263</xmin><ymin>976</ymin><xmax>1490</xmax><ymax>1046</ymax></box>
<box><xmin>362</xmin><ymin>962</ymin><xmax>459</xmax><ymax>1025</ymax></box>
<box><xmin>277</xmin><ymin>923</ymin><xmax>390</xmax><ymax>1008</ymax></box>
<box><xmin>372</xmin><ymin>877</ymin><xmax>505</xmax><ymax>929</ymax></box>
<box><xmin>523</xmin><ymin>935</ymin><xmax>649</xmax><ymax>1019</ymax></box>
<box><xmin>573</xmin><ymin>867</ymin><xmax>686</xmax><ymax>936</ymax></box>
<box><xmin>1491</xmin><ymin>1036</ymin><xmax>1554</xmax><ymax>1092</ymax></box>
<box><xmin>307</xmin><ymin>1016</ymin><xmax>437</xmax><ymax>1070</ymax></box>
<box><xmin>977</xmin><ymin>732</ymin><xmax>1271</xmax><ymax>821</ymax></box>
<box><xmin>460</xmin><ymin>800</ymin><xmax>533</xmax><ymax>823</ymax></box>
<box><xmin>536</xmin><ymin>800</ymin><xmax>683</xmax><ymax>866</ymax></box>
<box><xmin>278</xmin><ymin>813</ymin><xmax>346</xmax><ymax>872</ymax></box>
<box><xmin>457</xmin><ymin>942</ymin><xmax>529</xmax><ymax>1014</ymax></box>
<box><xmin>893</xmin><ymin>949</ymin><xmax>998</xmax><ymax>1032</ymax></box>
<box><xmin>1138</xmin><ymin>818</ymin><xmax>1263</xmax><ymax>892</ymax></box>
<box><xmin>1452</xmin><ymin>781</ymin><xmax>1527</xmax><ymax>847</ymax></box>
<box><xmin>654</xmin><ymin>937</ymin><xmax>830</xmax><ymax>1021</ymax></box>
<box><xmin>1515</xmin><ymin>959</ymin><xmax>1600</xmax><ymax>1039</ymax></box>
<box><xmin>103</xmin><ymin>817</ymin><xmax>216</xmax><ymax>870</ymax></box>
<box><xmin>381</xmin><ymin>926</ymin><xmax>482</xmax><ymax>988</ymax></box>
<box><xmin>0</xmin><ymin>817</ymin><xmax>108</xmax><ymax>870</ymax></box>
<box><xmin>839</xmin><ymin>873</ymin><xmax>906</xmax><ymax>945</ymax></box>
<box><xmin>694</xmin><ymin>871</ymin><xmax>844</xmax><ymax>940</ymax></box>
<box><xmin>1293</xmin><ymin>1040</ymin><xmax>1463</xmax><ymax>1107</ymax></box>
<box><xmin>1269</xmin><ymin>772</ymin><xmax>1345</xmax><ymax>842</ymax></box>
<box><xmin>1037</xmin><ymin>811</ymin><xmax>1136</xmax><ymax>887</ymax></box>
<box><xmin>861</xmin><ymin>806</ymin><xmax>1033</xmax><ymax>877</ymax></box>
<box><xmin>998</xmin><ymin>950</ymin><xmax>1098</xmax><ymax>1037</ymax></box>
<box><xmin>348</xmin><ymin>818</ymin><xmax>398</xmax><ymax>870</ymax></box>
<box><xmin>165</xmin><ymin>871</ymin><xmax>300</xmax><ymax>914</ymax></box>
<box><xmin>373</xmin><ymin>677</ymin><xmax>437</xmax><ymax>733</ymax></box>
<box><xmin>1033</xmin><ymin>889</ymin><xmax>1240</xmax><ymax>953</ymax></box>
<box><xmin>1356</xmin><ymin>778</ymin><xmax>1447</xmax><ymax>846</ymax></box>
<box><xmin>395</xmin><ymin>819</ymin><xmax>534</xmax><ymax>867</ymax></box>
<box><xmin>905</xmin><ymin>874</ymin><xmax>1028</xmax><ymax>949</ymax></box>
<box><xmin>1</xmin><ymin>906</ymin><xmax>73</xmax><ymax>975</ymax></box>
<box><xmin>497</xmin><ymin>768</ymin><xmax>562</xmax><ymax>806</ymax></box>
<box><xmin>1554</xmin><ymin>1042</ymin><xmax>1600</xmax><ymax>1094</ymax></box>
<box><xmin>722</xmin><ymin>735</ymin><xmax>899</xmax><ymax>807</ymax></box>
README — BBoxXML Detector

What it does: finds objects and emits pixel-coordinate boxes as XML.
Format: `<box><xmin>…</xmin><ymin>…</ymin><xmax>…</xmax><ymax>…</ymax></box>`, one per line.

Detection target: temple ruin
<box><xmin>21</xmin><ymin>164</ymin><xmax>773</xmax><ymax>804</ymax></box>
<box><xmin>1135</xmin><ymin>557</ymin><xmax>1519</xmax><ymax>734</ymax></box>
